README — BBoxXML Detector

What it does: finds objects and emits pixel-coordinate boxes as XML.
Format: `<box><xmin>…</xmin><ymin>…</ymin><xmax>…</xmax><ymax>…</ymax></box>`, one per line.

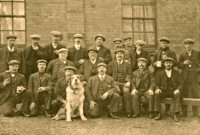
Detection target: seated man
<box><xmin>86</xmin><ymin>63</ymin><xmax>120</xmax><ymax>119</ymax></box>
<box><xmin>0</xmin><ymin>60</ymin><xmax>31</xmax><ymax>117</ymax></box>
<box><xmin>131</xmin><ymin>58</ymin><xmax>155</xmax><ymax>118</ymax></box>
<box><xmin>51</xmin><ymin>66</ymin><xmax>76</xmax><ymax>116</ymax></box>
<box><xmin>154</xmin><ymin>57</ymin><xmax>182</xmax><ymax>122</ymax></box>
<box><xmin>28</xmin><ymin>59</ymin><xmax>53</xmax><ymax>117</ymax></box>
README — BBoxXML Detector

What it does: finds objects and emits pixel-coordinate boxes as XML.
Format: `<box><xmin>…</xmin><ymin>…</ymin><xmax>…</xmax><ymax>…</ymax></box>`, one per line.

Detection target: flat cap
<box><xmin>123</xmin><ymin>36</ymin><xmax>132</xmax><ymax>41</ymax></box>
<box><xmin>163</xmin><ymin>57</ymin><xmax>175</xmax><ymax>62</ymax></box>
<box><xmin>64</xmin><ymin>66</ymin><xmax>77</xmax><ymax>71</ymax></box>
<box><xmin>37</xmin><ymin>59</ymin><xmax>47</xmax><ymax>64</ymax></box>
<box><xmin>135</xmin><ymin>40</ymin><xmax>146</xmax><ymax>46</ymax></box>
<box><xmin>73</xmin><ymin>33</ymin><xmax>83</xmax><ymax>39</ymax></box>
<box><xmin>97</xmin><ymin>63</ymin><xmax>107</xmax><ymax>68</ymax></box>
<box><xmin>30</xmin><ymin>34</ymin><xmax>41</xmax><ymax>39</ymax></box>
<box><xmin>159</xmin><ymin>36</ymin><xmax>170</xmax><ymax>43</ymax></box>
<box><xmin>57</xmin><ymin>48</ymin><xmax>68</xmax><ymax>53</ymax></box>
<box><xmin>183</xmin><ymin>38</ymin><xmax>194</xmax><ymax>44</ymax></box>
<box><xmin>8</xmin><ymin>60</ymin><xmax>20</xmax><ymax>65</ymax></box>
<box><xmin>87</xmin><ymin>46</ymin><xmax>98</xmax><ymax>53</ymax></box>
<box><xmin>115</xmin><ymin>48</ymin><xmax>125</xmax><ymax>54</ymax></box>
<box><xmin>51</xmin><ymin>31</ymin><xmax>62</xmax><ymax>36</ymax></box>
<box><xmin>137</xmin><ymin>57</ymin><xmax>148</xmax><ymax>62</ymax></box>
<box><xmin>113</xmin><ymin>38</ymin><xmax>122</xmax><ymax>43</ymax></box>
<box><xmin>7</xmin><ymin>34</ymin><xmax>17</xmax><ymax>39</ymax></box>
<box><xmin>95</xmin><ymin>34</ymin><xmax>106</xmax><ymax>41</ymax></box>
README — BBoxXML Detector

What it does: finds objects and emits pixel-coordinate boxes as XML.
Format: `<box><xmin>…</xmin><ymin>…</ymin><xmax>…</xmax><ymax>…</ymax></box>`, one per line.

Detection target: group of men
<box><xmin>0</xmin><ymin>31</ymin><xmax>199</xmax><ymax>123</ymax></box>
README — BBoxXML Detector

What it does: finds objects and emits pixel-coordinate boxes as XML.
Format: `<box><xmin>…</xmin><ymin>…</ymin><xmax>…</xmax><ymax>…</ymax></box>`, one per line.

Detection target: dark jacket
<box><xmin>54</xmin><ymin>77</ymin><xmax>69</xmax><ymax>101</ymax></box>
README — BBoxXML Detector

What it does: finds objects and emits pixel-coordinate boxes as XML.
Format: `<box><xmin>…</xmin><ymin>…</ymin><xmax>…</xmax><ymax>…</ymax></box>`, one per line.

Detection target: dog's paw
<box><xmin>81</xmin><ymin>116</ymin><xmax>87</xmax><ymax>121</ymax></box>
<box><xmin>52</xmin><ymin>116</ymin><xmax>57</xmax><ymax>120</ymax></box>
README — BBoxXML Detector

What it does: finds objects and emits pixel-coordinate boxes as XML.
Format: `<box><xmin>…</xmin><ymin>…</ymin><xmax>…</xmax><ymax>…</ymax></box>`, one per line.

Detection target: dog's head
<box><xmin>68</xmin><ymin>74</ymin><xmax>83</xmax><ymax>91</ymax></box>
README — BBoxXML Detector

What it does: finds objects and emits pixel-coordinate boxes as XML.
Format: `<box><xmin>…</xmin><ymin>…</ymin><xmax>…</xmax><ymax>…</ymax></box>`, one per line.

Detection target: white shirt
<box><xmin>98</xmin><ymin>74</ymin><xmax>106</xmax><ymax>81</ymax></box>
<box><xmin>7</xmin><ymin>46</ymin><xmax>15</xmax><ymax>52</ymax></box>
<box><xmin>187</xmin><ymin>51</ymin><xmax>192</xmax><ymax>56</ymax></box>
<box><xmin>165</xmin><ymin>69</ymin><xmax>172</xmax><ymax>78</ymax></box>
<box><xmin>117</xmin><ymin>60</ymin><xmax>123</xmax><ymax>65</ymax></box>
<box><xmin>74</xmin><ymin>43</ymin><xmax>81</xmax><ymax>50</ymax></box>
<box><xmin>96</xmin><ymin>46</ymin><xmax>101</xmax><ymax>51</ymax></box>
<box><xmin>136</xmin><ymin>50</ymin><xmax>141</xmax><ymax>55</ymax></box>
<box><xmin>52</xmin><ymin>42</ymin><xmax>58</xmax><ymax>49</ymax></box>
<box><xmin>90</xmin><ymin>59</ymin><xmax>96</xmax><ymax>64</ymax></box>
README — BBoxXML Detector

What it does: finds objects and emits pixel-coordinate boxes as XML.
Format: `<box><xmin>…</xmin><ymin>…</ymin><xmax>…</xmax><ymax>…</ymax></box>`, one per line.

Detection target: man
<box><xmin>86</xmin><ymin>63</ymin><xmax>120</xmax><ymax>119</ymax></box>
<box><xmin>28</xmin><ymin>59</ymin><xmax>53</xmax><ymax>117</ymax></box>
<box><xmin>22</xmin><ymin>34</ymin><xmax>46</xmax><ymax>80</ymax></box>
<box><xmin>131</xmin><ymin>58</ymin><xmax>155</xmax><ymax>118</ymax></box>
<box><xmin>107</xmin><ymin>49</ymin><xmax>132</xmax><ymax>117</ymax></box>
<box><xmin>130</xmin><ymin>40</ymin><xmax>151</xmax><ymax>71</ymax></box>
<box><xmin>90</xmin><ymin>34</ymin><xmax>112</xmax><ymax>64</ymax></box>
<box><xmin>68</xmin><ymin>33</ymin><xmax>87</xmax><ymax>69</ymax></box>
<box><xmin>154</xmin><ymin>57</ymin><xmax>182</xmax><ymax>122</ymax></box>
<box><xmin>44</xmin><ymin>31</ymin><xmax>66</xmax><ymax>63</ymax></box>
<box><xmin>51</xmin><ymin>66</ymin><xmax>76</xmax><ymax>115</ymax></box>
<box><xmin>113</xmin><ymin>38</ymin><xmax>124</xmax><ymax>49</ymax></box>
<box><xmin>123</xmin><ymin>36</ymin><xmax>135</xmax><ymax>64</ymax></box>
<box><xmin>0</xmin><ymin>34</ymin><xmax>23</xmax><ymax>73</ymax></box>
<box><xmin>0</xmin><ymin>60</ymin><xmax>31</xmax><ymax>117</ymax></box>
<box><xmin>79</xmin><ymin>46</ymin><xmax>104</xmax><ymax>81</ymax></box>
<box><xmin>178</xmin><ymin>39</ymin><xmax>200</xmax><ymax>117</ymax></box>
<box><xmin>46</xmin><ymin>48</ymin><xmax>74</xmax><ymax>84</ymax></box>
<box><xmin>153</xmin><ymin>36</ymin><xmax>177</xmax><ymax>74</ymax></box>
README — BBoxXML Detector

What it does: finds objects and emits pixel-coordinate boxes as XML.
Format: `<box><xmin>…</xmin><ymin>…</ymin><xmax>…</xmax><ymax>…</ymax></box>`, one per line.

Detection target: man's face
<box><xmin>88</xmin><ymin>51</ymin><xmax>97</xmax><ymax>60</ymax></box>
<box><xmin>114</xmin><ymin>41</ymin><xmax>123</xmax><ymax>48</ymax></box>
<box><xmin>7</xmin><ymin>38</ymin><xmax>16</xmax><ymax>46</ymax></box>
<box><xmin>58</xmin><ymin>51</ymin><xmax>68</xmax><ymax>59</ymax></box>
<box><xmin>95</xmin><ymin>37</ymin><xmax>104</xmax><ymax>46</ymax></box>
<box><xmin>65</xmin><ymin>70</ymin><xmax>74</xmax><ymax>77</ymax></box>
<box><xmin>136</xmin><ymin>44</ymin><xmax>144</xmax><ymax>51</ymax></box>
<box><xmin>185</xmin><ymin>43</ymin><xmax>193</xmax><ymax>51</ymax></box>
<box><xmin>32</xmin><ymin>39</ymin><xmax>40</xmax><ymax>46</ymax></box>
<box><xmin>37</xmin><ymin>63</ymin><xmax>46</xmax><ymax>73</ymax></box>
<box><xmin>138</xmin><ymin>60</ymin><xmax>147</xmax><ymax>69</ymax></box>
<box><xmin>164</xmin><ymin>61</ymin><xmax>173</xmax><ymax>70</ymax></box>
<box><xmin>160</xmin><ymin>41</ymin><xmax>169</xmax><ymax>49</ymax></box>
<box><xmin>116</xmin><ymin>52</ymin><xmax>124</xmax><ymax>61</ymax></box>
<box><xmin>52</xmin><ymin>35</ymin><xmax>59</xmax><ymax>43</ymax></box>
<box><xmin>9</xmin><ymin>64</ymin><xmax>19</xmax><ymax>73</ymax></box>
<box><xmin>98</xmin><ymin>66</ymin><xmax>107</xmax><ymax>75</ymax></box>
<box><xmin>124</xmin><ymin>39</ymin><xmax>132</xmax><ymax>46</ymax></box>
<box><xmin>74</xmin><ymin>37</ymin><xmax>82</xmax><ymax>45</ymax></box>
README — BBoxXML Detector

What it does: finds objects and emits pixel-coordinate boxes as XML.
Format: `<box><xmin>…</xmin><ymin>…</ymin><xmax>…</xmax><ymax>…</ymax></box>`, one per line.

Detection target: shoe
<box><xmin>154</xmin><ymin>113</ymin><xmax>161</xmax><ymax>120</ymax></box>
<box><xmin>22</xmin><ymin>112</ymin><xmax>30</xmax><ymax>117</ymax></box>
<box><xmin>126</xmin><ymin>113</ymin><xmax>131</xmax><ymax>118</ymax></box>
<box><xmin>132</xmin><ymin>113</ymin><xmax>139</xmax><ymax>118</ymax></box>
<box><xmin>108</xmin><ymin>112</ymin><xmax>119</xmax><ymax>119</ymax></box>
<box><xmin>45</xmin><ymin>110</ymin><xmax>52</xmax><ymax>117</ymax></box>
<box><xmin>149</xmin><ymin>113</ymin><xmax>153</xmax><ymax>119</ymax></box>
<box><xmin>173</xmin><ymin>114</ymin><xmax>179</xmax><ymax>122</ymax></box>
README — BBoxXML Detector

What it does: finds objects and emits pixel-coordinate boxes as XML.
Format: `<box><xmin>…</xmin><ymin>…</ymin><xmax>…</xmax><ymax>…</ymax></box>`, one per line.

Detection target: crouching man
<box><xmin>28</xmin><ymin>59</ymin><xmax>53</xmax><ymax>117</ymax></box>
<box><xmin>131</xmin><ymin>58</ymin><xmax>155</xmax><ymax>118</ymax></box>
<box><xmin>86</xmin><ymin>63</ymin><xmax>120</xmax><ymax>119</ymax></box>
<box><xmin>0</xmin><ymin>60</ymin><xmax>31</xmax><ymax>117</ymax></box>
<box><xmin>154</xmin><ymin>57</ymin><xmax>182</xmax><ymax>122</ymax></box>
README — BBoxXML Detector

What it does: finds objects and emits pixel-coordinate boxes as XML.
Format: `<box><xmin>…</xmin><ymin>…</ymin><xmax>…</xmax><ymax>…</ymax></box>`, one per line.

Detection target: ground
<box><xmin>0</xmin><ymin>114</ymin><xmax>200</xmax><ymax>135</ymax></box>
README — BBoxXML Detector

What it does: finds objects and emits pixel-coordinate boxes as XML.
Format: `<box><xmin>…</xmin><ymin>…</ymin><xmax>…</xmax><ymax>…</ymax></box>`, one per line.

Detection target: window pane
<box><xmin>0</xmin><ymin>17</ymin><xmax>12</xmax><ymax>30</ymax></box>
<box><xmin>122</xmin><ymin>0</ymin><xmax>132</xmax><ymax>4</ymax></box>
<box><xmin>143</xmin><ymin>0</ymin><xmax>155</xmax><ymax>3</ymax></box>
<box><xmin>122</xmin><ymin>5</ymin><xmax>132</xmax><ymax>18</ymax></box>
<box><xmin>133</xmin><ymin>33</ymin><xmax>145</xmax><ymax>41</ymax></box>
<box><xmin>14</xmin><ymin>31</ymin><xmax>25</xmax><ymax>44</ymax></box>
<box><xmin>146</xmin><ymin>33</ymin><xmax>155</xmax><ymax>45</ymax></box>
<box><xmin>13</xmin><ymin>2</ymin><xmax>25</xmax><ymax>16</ymax></box>
<box><xmin>0</xmin><ymin>2</ymin><xmax>12</xmax><ymax>15</ymax></box>
<box><xmin>144</xmin><ymin>5</ymin><xmax>155</xmax><ymax>18</ymax></box>
<box><xmin>133</xmin><ymin>20</ymin><xmax>144</xmax><ymax>32</ymax></box>
<box><xmin>1</xmin><ymin>31</ymin><xmax>13</xmax><ymax>44</ymax></box>
<box><xmin>13</xmin><ymin>18</ymin><xmax>25</xmax><ymax>30</ymax></box>
<box><xmin>133</xmin><ymin>5</ymin><xmax>143</xmax><ymax>18</ymax></box>
<box><xmin>122</xmin><ymin>19</ymin><xmax>132</xmax><ymax>32</ymax></box>
<box><xmin>145</xmin><ymin>20</ymin><xmax>155</xmax><ymax>32</ymax></box>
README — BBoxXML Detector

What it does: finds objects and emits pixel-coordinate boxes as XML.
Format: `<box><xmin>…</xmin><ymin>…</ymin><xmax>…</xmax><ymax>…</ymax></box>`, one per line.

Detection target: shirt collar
<box><xmin>90</xmin><ymin>59</ymin><xmax>96</xmax><ymax>64</ymax></box>
<box><xmin>52</xmin><ymin>42</ymin><xmax>58</xmax><ymax>49</ymax></box>
<box><xmin>7</xmin><ymin>45</ymin><xmax>15</xmax><ymax>52</ymax></box>
<box><xmin>74</xmin><ymin>43</ymin><xmax>81</xmax><ymax>50</ymax></box>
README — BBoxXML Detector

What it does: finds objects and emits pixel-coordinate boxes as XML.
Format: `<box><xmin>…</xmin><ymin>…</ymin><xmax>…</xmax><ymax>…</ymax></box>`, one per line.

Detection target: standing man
<box><xmin>153</xmin><ymin>36</ymin><xmax>177</xmax><ymax>74</ymax></box>
<box><xmin>0</xmin><ymin>60</ymin><xmax>31</xmax><ymax>117</ymax></box>
<box><xmin>123</xmin><ymin>36</ymin><xmax>135</xmax><ymax>64</ymax></box>
<box><xmin>28</xmin><ymin>59</ymin><xmax>53</xmax><ymax>117</ymax></box>
<box><xmin>22</xmin><ymin>34</ymin><xmax>46</xmax><ymax>81</ymax></box>
<box><xmin>154</xmin><ymin>57</ymin><xmax>182</xmax><ymax>122</ymax></box>
<box><xmin>130</xmin><ymin>40</ymin><xmax>151</xmax><ymax>71</ymax></box>
<box><xmin>44</xmin><ymin>31</ymin><xmax>66</xmax><ymax>63</ymax></box>
<box><xmin>113</xmin><ymin>38</ymin><xmax>124</xmax><ymax>49</ymax></box>
<box><xmin>178</xmin><ymin>39</ymin><xmax>200</xmax><ymax>117</ymax></box>
<box><xmin>91</xmin><ymin>34</ymin><xmax>112</xmax><ymax>64</ymax></box>
<box><xmin>86</xmin><ymin>63</ymin><xmax>120</xmax><ymax>119</ymax></box>
<box><xmin>131</xmin><ymin>58</ymin><xmax>155</xmax><ymax>118</ymax></box>
<box><xmin>68</xmin><ymin>33</ymin><xmax>87</xmax><ymax>69</ymax></box>
<box><xmin>0</xmin><ymin>34</ymin><xmax>23</xmax><ymax>73</ymax></box>
<box><xmin>79</xmin><ymin>46</ymin><xmax>104</xmax><ymax>81</ymax></box>
<box><xmin>46</xmin><ymin>48</ymin><xmax>74</xmax><ymax>84</ymax></box>
<box><xmin>107</xmin><ymin>49</ymin><xmax>132</xmax><ymax>117</ymax></box>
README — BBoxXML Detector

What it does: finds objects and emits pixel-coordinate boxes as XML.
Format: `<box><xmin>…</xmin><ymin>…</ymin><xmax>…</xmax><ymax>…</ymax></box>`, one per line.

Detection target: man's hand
<box><xmin>89</xmin><ymin>101</ymin><xmax>97</xmax><ymax>110</ymax></box>
<box><xmin>174</xmin><ymin>89</ymin><xmax>180</xmax><ymax>95</ymax></box>
<box><xmin>30</xmin><ymin>102</ymin><xmax>36</xmax><ymax>111</ymax></box>
<box><xmin>124</xmin><ymin>82</ymin><xmax>130</xmax><ymax>87</ymax></box>
<box><xmin>79</xmin><ymin>59</ymin><xmax>85</xmax><ymax>64</ymax></box>
<box><xmin>16</xmin><ymin>86</ymin><xmax>26</xmax><ymax>93</ymax></box>
<box><xmin>131</xmin><ymin>89</ymin><xmax>138</xmax><ymax>95</ymax></box>
<box><xmin>101</xmin><ymin>92</ymin><xmax>109</xmax><ymax>100</ymax></box>
<box><xmin>38</xmin><ymin>87</ymin><xmax>46</xmax><ymax>92</ymax></box>
<box><xmin>155</xmin><ymin>89</ymin><xmax>162</xmax><ymax>94</ymax></box>
<box><xmin>3</xmin><ymin>78</ymin><xmax>11</xmax><ymax>86</ymax></box>
<box><xmin>183</xmin><ymin>60</ymin><xmax>192</xmax><ymax>65</ymax></box>
<box><xmin>147</xmin><ymin>90</ymin><xmax>154</xmax><ymax>95</ymax></box>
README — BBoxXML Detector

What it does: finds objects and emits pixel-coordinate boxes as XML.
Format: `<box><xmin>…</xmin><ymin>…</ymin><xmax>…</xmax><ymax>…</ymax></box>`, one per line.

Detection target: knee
<box><xmin>123</xmin><ymin>87</ymin><xmax>130</xmax><ymax>93</ymax></box>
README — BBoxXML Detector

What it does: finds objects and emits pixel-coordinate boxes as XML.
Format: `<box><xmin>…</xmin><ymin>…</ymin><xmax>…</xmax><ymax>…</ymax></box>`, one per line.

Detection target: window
<box><xmin>122</xmin><ymin>0</ymin><xmax>156</xmax><ymax>48</ymax></box>
<box><xmin>0</xmin><ymin>0</ymin><xmax>26</xmax><ymax>45</ymax></box>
